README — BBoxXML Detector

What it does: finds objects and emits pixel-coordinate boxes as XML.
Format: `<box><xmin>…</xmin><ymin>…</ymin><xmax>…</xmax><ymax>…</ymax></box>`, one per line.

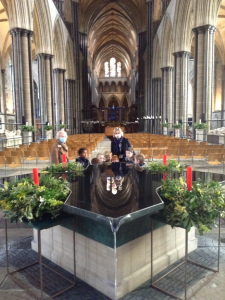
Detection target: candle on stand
<box><xmin>199</xmin><ymin>119</ymin><xmax>201</xmax><ymax>124</ymax></box>
<box><xmin>187</xmin><ymin>166</ymin><xmax>192</xmax><ymax>191</ymax></box>
<box><xmin>176</xmin><ymin>121</ymin><xmax>178</xmax><ymax>125</ymax></box>
<box><xmin>26</xmin><ymin>122</ymin><xmax>28</xmax><ymax>126</ymax></box>
<box><xmin>33</xmin><ymin>168</ymin><xmax>39</xmax><ymax>186</ymax></box>
<box><xmin>62</xmin><ymin>154</ymin><xmax>67</xmax><ymax>165</ymax></box>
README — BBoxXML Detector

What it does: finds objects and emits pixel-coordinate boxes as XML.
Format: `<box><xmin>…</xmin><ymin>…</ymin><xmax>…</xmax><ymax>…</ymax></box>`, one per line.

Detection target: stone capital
<box><xmin>192</xmin><ymin>25</ymin><xmax>217</xmax><ymax>34</ymax></box>
<box><xmin>53</xmin><ymin>68</ymin><xmax>66</xmax><ymax>74</ymax></box>
<box><xmin>173</xmin><ymin>51</ymin><xmax>191</xmax><ymax>58</ymax></box>
<box><xmin>161</xmin><ymin>66</ymin><xmax>174</xmax><ymax>72</ymax></box>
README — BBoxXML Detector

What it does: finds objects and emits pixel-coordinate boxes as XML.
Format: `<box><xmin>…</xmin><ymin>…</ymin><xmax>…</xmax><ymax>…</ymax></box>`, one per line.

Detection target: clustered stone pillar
<box><xmin>146</xmin><ymin>0</ymin><xmax>154</xmax><ymax>119</ymax></box>
<box><xmin>152</xmin><ymin>78</ymin><xmax>161</xmax><ymax>134</ymax></box>
<box><xmin>1</xmin><ymin>70</ymin><xmax>7</xmax><ymax>121</ymax></box>
<box><xmin>138</xmin><ymin>32</ymin><xmax>147</xmax><ymax>122</ymax></box>
<box><xmin>65</xmin><ymin>79</ymin><xmax>76</xmax><ymax>134</ymax></box>
<box><xmin>71</xmin><ymin>0</ymin><xmax>81</xmax><ymax>133</ymax></box>
<box><xmin>193</xmin><ymin>25</ymin><xmax>216</xmax><ymax>128</ymax></box>
<box><xmin>221</xmin><ymin>66</ymin><xmax>225</xmax><ymax>126</ymax></box>
<box><xmin>10</xmin><ymin>28</ymin><xmax>35</xmax><ymax>127</ymax></box>
<box><xmin>53</xmin><ymin>69</ymin><xmax>65</xmax><ymax>128</ymax></box>
<box><xmin>173</xmin><ymin>51</ymin><xmax>190</xmax><ymax>135</ymax></box>
<box><xmin>161</xmin><ymin>67</ymin><xmax>174</xmax><ymax>125</ymax></box>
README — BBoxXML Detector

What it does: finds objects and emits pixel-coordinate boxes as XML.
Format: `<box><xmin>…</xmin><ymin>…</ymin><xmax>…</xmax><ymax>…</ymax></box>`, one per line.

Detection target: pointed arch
<box><xmin>161</xmin><ymin>14</ymin><xmax>174</xmax><ymax>67</ymax></box>
<box><xmin>33</xmin><ymin>0</ymin><xmax>53</xmax><ymax>55</ymax></box>
<box><xmin>52</xmin><ymin>16</ymin><xmax>67</xmax><ymax>69</ymax></box>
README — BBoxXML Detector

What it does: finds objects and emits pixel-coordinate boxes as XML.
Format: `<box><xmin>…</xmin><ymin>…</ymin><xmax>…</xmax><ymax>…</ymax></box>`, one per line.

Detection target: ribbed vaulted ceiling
<box><xmin>80</xmin><ymin>0</ymin><xmax>147</xmax><ymax>76</ymax></box>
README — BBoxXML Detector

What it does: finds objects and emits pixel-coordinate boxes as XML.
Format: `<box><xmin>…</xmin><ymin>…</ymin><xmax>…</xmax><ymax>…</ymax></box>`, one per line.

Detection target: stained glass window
<box><xmin>105</xmin><ymin>62</ymin><xmax>109</xmax><ymax>77</ymax></box>
<box><xmin>117</xmin><ymin>62</ymin><xmax>121</xmax><ymax>77</ymax></box>
<box><xmin>110</xmin><ymin>57</ymin><xmax>116</xmax><ymax>77</ymax></box>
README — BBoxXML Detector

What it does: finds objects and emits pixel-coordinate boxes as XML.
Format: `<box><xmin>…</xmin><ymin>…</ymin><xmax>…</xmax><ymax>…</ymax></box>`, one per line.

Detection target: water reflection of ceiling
<box><xmin>80</xmin><ymin>0</ymin><xmax>147</xmax><ymax>75</ymax></box>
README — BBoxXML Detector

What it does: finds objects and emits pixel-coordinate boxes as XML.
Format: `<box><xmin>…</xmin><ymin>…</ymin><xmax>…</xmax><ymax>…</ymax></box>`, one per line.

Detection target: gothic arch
<box><xmin>161</xmin><ymin>14</ymin><xmax>174</xmax><ymax>67</ymax></box>
<box><xmin>106</xmin><ymin>94</ymin><xmax>120</xmax><ymax>107</ymax></box>
<box><xmin>52</xmin><ymin>16</ymin><xmax>67</xmax><ymax>69</ymax></box>
<box><xmin>33</xmin><ymin>0</ymin><xmax>53</xmax><ymax>55</ymax></box>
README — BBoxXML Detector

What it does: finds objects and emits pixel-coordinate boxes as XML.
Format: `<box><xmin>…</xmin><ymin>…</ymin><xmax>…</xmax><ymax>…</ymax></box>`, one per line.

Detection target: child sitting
<box><xmin>123</xmin><ymin>147</ymin><xmax>134</xmax><ymax>163</ymax></box>
<box><xmin>134</xmin><ymin>154</ymin><xmax>145</xmax><ymax>167</ymax></box>
<box><xmin>76</xmin><ymin>148</ymin><xmax>90</xmax><ymax>168</ymax></box>
<box><xmin>96</xmin><ymin>153</ymin><xmax>104</xmax><ymax>163</ymax></box>
<box><xmin>105</xmin><ymin>151</ymin><xmax>112</xmax><ymax>162</ymax></box>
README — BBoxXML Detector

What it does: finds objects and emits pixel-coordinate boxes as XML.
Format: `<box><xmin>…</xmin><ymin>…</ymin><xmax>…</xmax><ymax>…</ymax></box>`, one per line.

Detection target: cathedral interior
<box><xmin>0</xmin><ymin>0</ymin><xmax>224</xmax><ymax>136</ymax></box>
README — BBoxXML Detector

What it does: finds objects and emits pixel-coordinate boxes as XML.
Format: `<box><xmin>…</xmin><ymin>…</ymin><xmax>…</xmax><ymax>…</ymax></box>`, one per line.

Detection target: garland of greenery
<box><xmin>0</xmin><ymin>175</ymin><xmax>71</xmax><ymax>223</ymax></box>
<box><xmin>20</xmin><ymin>125</ymin><xmax>35</xmax><ymax>132</ymax></box>
<box><xmin>159</xmin><ymin>177</ymin><xmax>225</xmax><ymax>235</ymax></box>
<box><xmin>42</xmin><ymin>162</ymin><xmax>84</xmax><ymax>177</ymax></box>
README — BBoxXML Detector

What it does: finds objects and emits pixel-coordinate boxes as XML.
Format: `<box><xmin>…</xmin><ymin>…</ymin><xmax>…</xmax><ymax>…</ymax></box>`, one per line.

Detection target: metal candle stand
<box><xmin>150</xmin><ymin>215</ymin><xmax>221</xmax><ymax>300</ymax></box>
<box><xmin>5</xmin><ymin>215</ymin><xmax>76</xmax><ymax>300</ymax></box>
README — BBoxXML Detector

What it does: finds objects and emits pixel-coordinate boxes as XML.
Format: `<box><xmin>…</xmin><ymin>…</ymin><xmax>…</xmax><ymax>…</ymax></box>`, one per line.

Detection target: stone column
<box><xmin>71</xmin><ymin>0</ymin><xmax>81</xmax><ymax>133</ymax></box>
<box><xmin>161</xmin><ymin>67</ymin><xmax>174</xmax><ymax>125</ymax></box>
<box><xmin>65</xmin><ymin>79</ymin><xmax>76</xmax><ymax>134</ymax></box>
<box><xmin>146</xmin><ymin>0</ymin><xmax>154</xmax><ymax>116</ymax></box>
<box><xmin>104</xmin><ymin>108</ymin><xmax>108</xmax><ymax>123</ymax></box>
<box><xmin>10</xmin><ymin>28</ymin><xmax>34</xmax><ymax>126</ymax></box>
<box><xmin>1</xmin><ymin>70</ymin><xmax>6</xmax><ymax>115</ymax></box>
<box><xmin>80</xmin><ymin>32</ymin><xmax>89</xmax><ymax>113</ymax></box>
<box><xmin>152</xmin><ymin>78</ymin><xmax>162</xmax><ymax>134</ymax></box>
<box><xmin>193</xmin><ymin>25</ymin><xmax>216</xmax><ymax>128</ymax></box>
<box><xmin>138</xmin><ymin>32</ymin><xmax>147</xmax><ymax>120</ymax></box>
<box><xmin>53</xmin><ymin>69</ymin><xmax>66</xmax><ymax>128</ymax></box>
<box><xmin>37</xmin><ymin>54</ymin><xmax>47</xmax><ymax>132</ymax></box>
<box><xmin>173</xmin><ymin>51</ymin><xmax>190</xmax><ymax>135</ymax></box>
<box><xmin>221</xmin><ymin>66</ymin><xmax>225</xmax><ymax>126</ymax></box>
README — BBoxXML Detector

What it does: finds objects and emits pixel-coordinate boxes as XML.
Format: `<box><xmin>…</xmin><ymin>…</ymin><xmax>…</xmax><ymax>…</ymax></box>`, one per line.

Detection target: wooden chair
<box><xmin>11</xmin><ymin>151</ymin><xmax>24</xmax><ymax>158</ymax></box>
<box><xmin>179</xmin><ymin>149</ymin><xmax>192</xmax><ymax>160</ymax></box>
<box><xmin>37</xmin><ymin>151</ymin><xmax>50</xmax><ymax>164</ymax></box>
<box><xmin>165</xmin><ymin>150</ymin><xmax>179</xmax><ymax>160</ymax></box>
<box><xmin>152</xmin><ymin>150</ymin><xmax>165</xmax><ymax>160</ymax></box>
<box><xmin>5</xmin><ymin>156</ymin><xmax>22</xmax><ymax>173</ymax></box>
<box><xmin>0</xmin><ymin>151</ymin><xmax>10</xmax><ymax>157</ymax></box>
<box><xmin>206</xmin><ymin>149</ymin><xmax>223</xmax><ymax>155</ymax></box>
<box><xmin>206</xmin><ymin>154</ymin><xmax>224</xmax><ymax>168</ymax></box>
<box><xmin>0</xmin><ymin>156</ymin><xmax>6</xmax><ymax>169</ymax></box>
<box><xmin>213</xmin><ymin>145</ymin><xmax>224</xmax><ymax>149</ymax></box>
<box><xmin>192</xmin><ymin>149</ymin><xmax>207</xmax><ymax>160</ymax></box>
<box><xmin>140</xmin><ymin>149</ymin><xmax>152</xmax><ymax>161</ymax></box>
<box><xmin>24</xmin><ymin>151</ymin><xmax>37</xmax><ymax>162</ymax></box>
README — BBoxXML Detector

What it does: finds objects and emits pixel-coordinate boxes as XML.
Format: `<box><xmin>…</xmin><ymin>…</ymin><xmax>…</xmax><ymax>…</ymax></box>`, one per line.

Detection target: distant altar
<box><xmin>105</xmin><ymin>126</ymin><xmax>125</xmax><ymax>136</ymax></box>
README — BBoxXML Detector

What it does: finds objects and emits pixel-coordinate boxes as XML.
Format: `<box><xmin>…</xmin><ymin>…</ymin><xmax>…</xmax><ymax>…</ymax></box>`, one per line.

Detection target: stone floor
<box><xmin>0</xmin><ymin>209</ymin><xmax>224</xmax><ymax>300</ymax></box>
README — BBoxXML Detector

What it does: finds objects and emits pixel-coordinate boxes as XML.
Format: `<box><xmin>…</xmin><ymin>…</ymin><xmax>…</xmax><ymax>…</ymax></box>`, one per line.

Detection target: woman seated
<box><xmin>51</xmin><ymin>131</ymin><xmax>69</xmax><ymax>164</ymax></box>
<box><xmin>76</xmin><ymin>148</ymin><xmax>90</xmax><ymax>168</ymax></box>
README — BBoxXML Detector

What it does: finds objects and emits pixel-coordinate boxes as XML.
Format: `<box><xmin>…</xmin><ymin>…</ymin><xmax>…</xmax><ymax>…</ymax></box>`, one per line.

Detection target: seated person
<box><xmin>91</xmin><ymin>158</ymin><xmax>100</xmax><ymax>165</ymax></box>
<box><xmin>105</xmin><ymin>151</ymin><xmax>112</xmax><ymax>162</ymax></box>
<box><xmin>111</xmin><ymin>155</ymin><xmax>119</xmax><ymax>162</ymax></box>
<box><xmin>123</xmin><ymin>147</ymin><xmax>134</xmax><ymax>163</ymax></box>
<box><xmin>76</xmin><ymin>148</ymin><xmax>90</xmax><ymax>168</ymax></box>
<box><xmin>96</xmin><ymin>153</ymin><xmax>104</xmax><ymax>163</ymax></box>
<box><xmin>134</xmin><ymin>154</ymin><xmax>145</xmax><ymax>167</ymax></box>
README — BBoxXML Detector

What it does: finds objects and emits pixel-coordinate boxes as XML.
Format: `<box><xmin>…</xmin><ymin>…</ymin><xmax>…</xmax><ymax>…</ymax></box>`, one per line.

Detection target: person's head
<box><xmin>111</xmin><ymin>155</ymin><xmax>119</xmax><ymax>162</ymax></box>
<box><xmin>96</xmin><ymin>153</ymin><xmax>104</xmax><ymax>163</ymax></box>
<box><xmin>78</xmin><ymin>148</ymin><xmax>88</xmax><ymax>158</ymax></box>
<box><xmin>105</xmin><ymin>151</ymin><xmax>112</xmax><ymax>162</ymax></box>
<box><xmin>113</xmin><ymin>127</ymin><xmax>124</xmax><ymax>140</ymax></box>
<box><xmin>126</xmin><ymin>147</ymin><xmax>134</xmax><ymax>159</ymax></box>
<box><xmin>56</xmin><ymin>130</ymin><xmax>68</xmax><ymax>144</ymax></box>
<box><xmin>91</xmin><ymin>158</ymin><xmax>100</xmax><ymax>165</ymax></box>
<box><xmin>134</xmin><ymin>154</ymin><xmax>145</xmax><ymax>165</ymax></box>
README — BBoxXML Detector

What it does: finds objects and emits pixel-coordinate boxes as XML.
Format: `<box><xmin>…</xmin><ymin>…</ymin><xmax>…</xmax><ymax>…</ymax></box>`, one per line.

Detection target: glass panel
<box><xmin>105</xmin><ymin>62</ymin><xmax>109</xmax><ymax>77</ymax></box>
<box><xmin>117</xmin><ymin>62</ymin><xmax>121</xmax><ymax>77</ymax></box>
<box><xmin>110</xmin><ymin>57</ymin><xmax>116</xmax><ymax>77</ymax></box>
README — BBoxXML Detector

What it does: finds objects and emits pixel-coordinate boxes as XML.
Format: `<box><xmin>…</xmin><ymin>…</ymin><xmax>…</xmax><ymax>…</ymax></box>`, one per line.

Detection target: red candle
<box><xmin>62</xmin><ymin>154</ymin><xmax>67</xmax><ymax>165</ymax></box>
<box><xmin>163</xmin><ymin>172</ymin><xmax>167</xmax><ymax>181</ymax></box>
<box><xmin>163</xmin><ymin>154</ymin><xmax>167</xmax><ymax>166</ymax></box>
<box><xmin>187</xmin><ymin>166</ymin><xmax>192</xmax><ymax>191</ymax></box>
<box><xmin>33</xmin><ymin>168</ymin><xmax>39</xmax><ymax>186</ymax></box>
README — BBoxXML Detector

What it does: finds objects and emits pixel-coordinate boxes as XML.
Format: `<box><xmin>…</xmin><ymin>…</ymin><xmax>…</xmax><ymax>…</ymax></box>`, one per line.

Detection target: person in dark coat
<box><xmin>76</xmin><ymin>148</ymin><xmax>90</xmax><ymax>169</ymax></box>
<box><xmin>111</xmin><ymin>127</ymin><xmax>133</xmax><ymax>161</ymax></box>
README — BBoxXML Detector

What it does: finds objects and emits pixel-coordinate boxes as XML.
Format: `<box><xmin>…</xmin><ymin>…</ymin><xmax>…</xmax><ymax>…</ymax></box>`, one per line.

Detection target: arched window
<box><xmin>108</xmin><ymin>98</ymin><xmax>119</xmax><ymax>121</ymax></box>
<box><xmin>105</xmin><ymin>62</ymin><xmax>109</xmax><ymax>77</ymax></box>
<box><xmin>104</xmin><ymin>58</ymin><xmax>122</xmax><ymax>77</ymax></box>
<box><xmin>110</xmin><ymin>57</ymin><xmax>116</xmax><ymax>77</ymax></box>
<box><xmin>117</xmin><ymin>62</ymin><xmax>121</xmax><ymax>77</ymax></box>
